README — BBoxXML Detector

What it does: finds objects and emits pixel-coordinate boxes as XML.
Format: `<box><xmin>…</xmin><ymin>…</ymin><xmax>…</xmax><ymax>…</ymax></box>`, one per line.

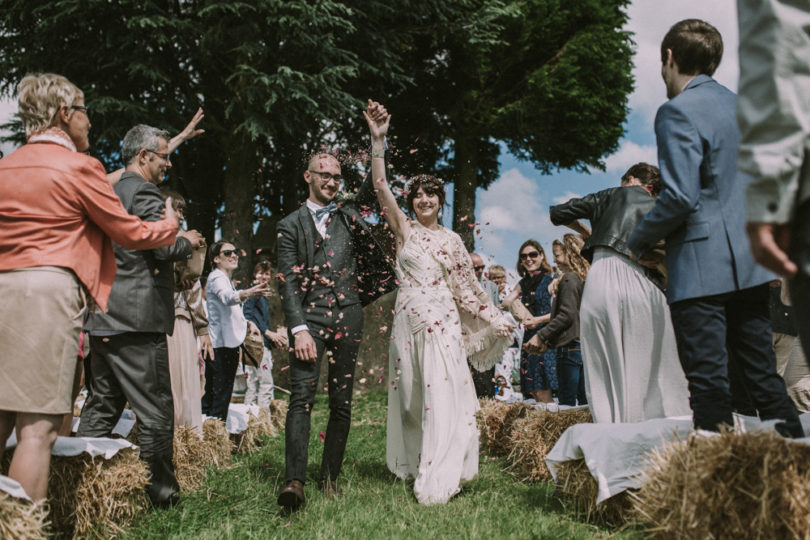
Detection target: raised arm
<box><xmin>107</xmin><ymin>108</ymin><xmax>204</xmax><ymax>186</ymax></box>
<box><xmin>363</xmin><ymin>99</ymin><xmax>410</xmax><ymax>251</ymax></box>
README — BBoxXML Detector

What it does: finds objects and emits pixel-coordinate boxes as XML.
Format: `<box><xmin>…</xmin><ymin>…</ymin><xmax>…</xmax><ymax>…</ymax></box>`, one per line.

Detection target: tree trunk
<box><xmin>452</xmin><ymin>134</ymin><xmax>479</xmax><ymax>252</ymax></box>
<box><xmin>222</xmin><ymin>134</ymin><xmax>259</xmax><ymax>285</ymax></box>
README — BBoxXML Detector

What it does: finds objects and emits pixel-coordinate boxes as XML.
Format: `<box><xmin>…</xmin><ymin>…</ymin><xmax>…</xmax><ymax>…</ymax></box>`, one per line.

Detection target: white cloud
<box><xmin>626</xmin><ymin>0</ymin><xmax>739</xmax><ymax>124</ymax></box>
<box><xmin>604</xmin><ymin>140</ymin><xmax>658</xmax><ymax>172</ymax></box>
<box><xmin>552</xmin><ymin>191</ymin><xmax>582</xmax><ymax>205</ymax></box>
<box><xmin>475</xmin><ymin>167</ymin><xmax>563</xmax><ymax>269</ymax></box>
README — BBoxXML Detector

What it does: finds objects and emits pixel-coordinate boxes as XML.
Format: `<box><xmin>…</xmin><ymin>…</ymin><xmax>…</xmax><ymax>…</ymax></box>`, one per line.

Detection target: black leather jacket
<box><xmin>550</xmin><ymin>186</ymin><xmax>655</xmax><ymax>262</ymax></box>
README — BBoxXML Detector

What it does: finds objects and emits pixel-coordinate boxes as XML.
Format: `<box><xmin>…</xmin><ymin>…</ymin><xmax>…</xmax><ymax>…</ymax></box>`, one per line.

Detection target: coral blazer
<box><xmin>0</xmin><ymin>141</ymin><xmax>178</xmax><ymax>311</ymax></box>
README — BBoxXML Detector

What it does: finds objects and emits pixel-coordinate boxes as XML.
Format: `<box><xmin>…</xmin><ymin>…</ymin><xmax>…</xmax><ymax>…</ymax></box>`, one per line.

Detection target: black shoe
<box><xmin>278</xmin><ymin>480</ymin><xmax>305</xmax><ymax>509</ymax></box>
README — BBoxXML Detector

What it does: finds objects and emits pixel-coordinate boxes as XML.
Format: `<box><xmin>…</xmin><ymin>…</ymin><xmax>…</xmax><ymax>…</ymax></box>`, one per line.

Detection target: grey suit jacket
<box><xmin>276</xmin><ymin>175</ymin><xmax>396</xmax><ymax>331</ymax></box>
<box><xmin>627</xmin><ymin>75</ymin><xmax>774</xmax><ymax>303</ymax></box>
<box><xmin>85</xmin><ymin>172</ymin><xmax>192</xmax><ymax>334</ymax></box>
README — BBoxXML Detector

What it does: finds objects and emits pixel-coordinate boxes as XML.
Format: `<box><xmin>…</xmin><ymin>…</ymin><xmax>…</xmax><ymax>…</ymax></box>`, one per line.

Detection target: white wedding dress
<box><xmin>386</xmin><ymin>223</ymin><xmax>481</xmax><ymax>505</ymax></box>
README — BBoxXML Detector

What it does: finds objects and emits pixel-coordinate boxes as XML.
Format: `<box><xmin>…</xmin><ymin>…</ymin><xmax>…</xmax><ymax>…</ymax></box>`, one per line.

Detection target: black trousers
<box><xmin>669</xmin><ymin>283</ymin><xmax>803</xmax><ymax>438</ymax></box>
<box><xmin>790</xmin><ymin>199</ymin><xmax>810</xmax><ymax>362</ymax></box>
<box><xmin>285</xmin><ymin>304</ymin><xmax>363</xmax><ymax>485</ymax></box>
<box><xmin>201</xmin><ymin>346</ymin><xmax>240</xmax><ymax>421</ymax></box>
<box><xmin>77</xmin><ymin>332</ymin><xmax>179</xmax><ymax>505</ymax></box>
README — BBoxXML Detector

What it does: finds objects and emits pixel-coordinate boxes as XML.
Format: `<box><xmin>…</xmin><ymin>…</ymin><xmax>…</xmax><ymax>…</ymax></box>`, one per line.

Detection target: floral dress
<box><xmin>518</xmin><ymin>272</ymin><xmax>558</xmax><ymax>394</ymax></box>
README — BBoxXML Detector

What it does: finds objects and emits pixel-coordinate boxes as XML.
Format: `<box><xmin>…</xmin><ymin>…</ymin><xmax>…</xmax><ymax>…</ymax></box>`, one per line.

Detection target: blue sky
<box><xmin>0</xmin><ymin>1</ymin><xmax>739</xmax><ymax>283</ymax></box>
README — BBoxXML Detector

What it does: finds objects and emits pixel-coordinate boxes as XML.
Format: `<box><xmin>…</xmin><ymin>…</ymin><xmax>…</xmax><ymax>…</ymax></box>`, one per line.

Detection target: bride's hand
<box><xmin>497</xmin><ymin>324</ymin><xmax>514</xmax><ymax>338</ymax></box>
<box><xmin>364</xmin><ymin>99</ymin><xmax>390</xmax><ymax>141</ymax></box>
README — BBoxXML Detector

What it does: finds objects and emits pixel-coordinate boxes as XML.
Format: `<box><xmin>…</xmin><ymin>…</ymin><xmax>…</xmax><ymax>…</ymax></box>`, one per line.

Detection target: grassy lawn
<box><xmin>123</xmin><ymin>391</ymin><xmax>640</xmax><ymax>539</ymax></box>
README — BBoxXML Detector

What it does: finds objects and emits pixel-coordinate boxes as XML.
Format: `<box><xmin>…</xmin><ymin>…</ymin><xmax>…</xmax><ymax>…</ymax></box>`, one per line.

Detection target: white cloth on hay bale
<box><xmin>0</xmin><ymin>475</ymin><xmax>32</xmax><ymax>502</ymax></box>
<box><xmin>4</xmin><ymin>434</ymin><xmax>136</xmax><ymax>460</ymax></box>
<box><xmin>546</xmin><ymin>413</ymin><xmax>810</xmax><ymax>505</ymax></box>
<box><xmin>202</xmin><ymin>403</ymin><xmax>260</xmax><ymax>435</ymax></box>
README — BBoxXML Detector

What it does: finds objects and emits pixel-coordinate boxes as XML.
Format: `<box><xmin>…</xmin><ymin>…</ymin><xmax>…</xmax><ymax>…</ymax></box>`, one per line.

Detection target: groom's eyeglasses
<box><xmin>308</xmin><ymin>170</ymin><xmax>342</xmax><ymax>183</ymax></box>
<box><xmin>519</xmin><ymin>251</ymin><xmax>540</xmax><ymax>260</ymax></box>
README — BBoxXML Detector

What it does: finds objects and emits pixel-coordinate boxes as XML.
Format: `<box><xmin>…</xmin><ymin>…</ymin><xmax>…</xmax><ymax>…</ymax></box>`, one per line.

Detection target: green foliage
<box><xmin>0</xmin><ymin>0</ymin><xmax>634</xmax><ymax>259</ymax></box>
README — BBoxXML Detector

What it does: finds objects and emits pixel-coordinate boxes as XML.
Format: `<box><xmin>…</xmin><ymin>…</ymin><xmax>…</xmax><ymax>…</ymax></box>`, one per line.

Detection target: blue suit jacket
<box><xmin>627</xmin><ymin>75</ymin><xmax>774</xmax><ymax>304</ymax></box>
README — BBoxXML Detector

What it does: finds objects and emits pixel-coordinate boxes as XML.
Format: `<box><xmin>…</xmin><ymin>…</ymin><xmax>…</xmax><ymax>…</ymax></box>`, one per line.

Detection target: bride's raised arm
<box><xmin>363</xmin><ymin>99</ymin><xmax>410</xmax><ymax>250</ymax></box>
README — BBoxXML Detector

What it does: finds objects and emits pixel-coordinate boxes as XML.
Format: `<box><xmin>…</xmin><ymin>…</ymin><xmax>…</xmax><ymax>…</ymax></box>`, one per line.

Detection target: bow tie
<box><xmin>314</xmin><ymin>203</ymin><xmax>338</xmax><ymax>220</ymax></box>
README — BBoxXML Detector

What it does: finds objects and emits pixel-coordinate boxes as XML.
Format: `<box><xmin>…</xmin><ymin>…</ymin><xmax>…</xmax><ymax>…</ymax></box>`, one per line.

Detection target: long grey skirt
<box><xmin>580</xmin><ymin>248</ymin><xmax>690</xmax><ymax>423</ymax></box>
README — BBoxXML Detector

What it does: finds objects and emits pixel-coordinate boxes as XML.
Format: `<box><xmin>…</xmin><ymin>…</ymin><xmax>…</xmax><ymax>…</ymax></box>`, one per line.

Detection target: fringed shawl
<box><xmin>415</xmin><ymin>222</ymin><xmax>511</xmax><ymax>371</ymax></box>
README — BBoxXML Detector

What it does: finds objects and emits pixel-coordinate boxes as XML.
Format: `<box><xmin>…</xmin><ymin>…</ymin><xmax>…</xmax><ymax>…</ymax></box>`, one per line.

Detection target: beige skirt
<box><xmin>0</xmin><ymin>267</ymin><xmax>84</xmax><ymax>415</ymax></box>
<box><xmin>167</xmin><ymin>316</ymin><xmax>203</xmax><ymax>433</ymax></box>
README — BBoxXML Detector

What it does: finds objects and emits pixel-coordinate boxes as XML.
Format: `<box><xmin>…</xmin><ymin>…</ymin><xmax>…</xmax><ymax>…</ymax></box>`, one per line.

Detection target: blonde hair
<box><xmin>553</xmin><ymin>234</ymin><xmax>589</xmax><ymax>292</ymax></box>
<box><xmin>17</xmin><ymin>73</ymin><xmax>83</xmax><ymax>137</ymax></box>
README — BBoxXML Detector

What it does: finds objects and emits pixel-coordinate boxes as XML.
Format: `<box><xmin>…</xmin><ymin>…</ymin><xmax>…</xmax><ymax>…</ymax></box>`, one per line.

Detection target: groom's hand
<box><xmin>294</xmin><ymin>330</ymin><xmax>317</xmax><ymax>363</ymax></box>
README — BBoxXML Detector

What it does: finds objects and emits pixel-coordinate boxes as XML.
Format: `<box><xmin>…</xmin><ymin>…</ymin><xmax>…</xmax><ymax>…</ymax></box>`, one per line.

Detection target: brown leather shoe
<box><xmin>277</xmin><ymin>480</ymin><xmax>305</xmax><ymax>509</ymax></box>
<box><xmin>320</xmin><ymin>478</ymin><xmax>341</xmax><ymax>499</ymax></box>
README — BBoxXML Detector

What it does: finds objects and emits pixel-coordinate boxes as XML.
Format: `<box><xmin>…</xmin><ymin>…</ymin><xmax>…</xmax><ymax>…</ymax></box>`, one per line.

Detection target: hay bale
<box><xmin>632</xmin><ymin>430</ymin><xmax>810</xmax><ymax>539</ymax></box>
<box><xmin>475</xmin><ymin>399</ymin><xmax>511</xmax><ymax>453</ymax></box>
<box><xmin>202</xmin><ymin>418</ymin><xmax>233</xmax><ymax>468</ymax></box>
<box><xmin>554</xmin><ymin>458</ymin><xmax>631</xmax><ymax>527</ymax></box>
<box><xmin>269</xmin><ymin>400</ymin><xmax>287</xmax><ymax>432</ymax></box>
<box><xmin>0</xmin><ymin>492</ymin><xmax>48</xmax><ymax>540</ymax></box>
<box><xmin>475</xmin><ymin>401</ymin><xmax>534</xmax><ymax>456</ymax></box>
<box><xmin>48</xmin><ymin>447</ymin><xmax>149</xmax><ymax>538</ymax></box>
<box><xmin>507</xmin><ymin>407</ymin><xmax>592</xmax><ymax>481</ymax></box>
<box><xmin>173</xmin><ymin>426</ymin><xmax>214</xmax><ymax>492</ymax></box>
<box><xmin>234</xmin><ymin>408</ymin><xmax>275</xmax><ymax>455</ymax></box>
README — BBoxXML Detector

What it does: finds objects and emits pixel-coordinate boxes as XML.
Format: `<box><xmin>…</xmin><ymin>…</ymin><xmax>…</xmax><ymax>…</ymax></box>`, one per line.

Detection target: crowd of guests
<box><xmin>2</xmin><ymin>8</ymin><xmax>810</xmax><ymax>514</ymax></box>
<box><xmin>0</xmin><ymin>73</ymin><xmax>284</xmax><ymax>508</ymax></box>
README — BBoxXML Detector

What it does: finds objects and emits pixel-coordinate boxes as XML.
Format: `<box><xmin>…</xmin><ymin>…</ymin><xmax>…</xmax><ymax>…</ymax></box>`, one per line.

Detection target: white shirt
<box><xmin>306</xmin><ymin>199</ymin><xmax>332</xmax><ymax>238</ymax></box>
<box><xmin>291</xmin><ymin>199</ymin><xmax>336</xmax><ymax>336</ymax></box>
<box><xmin>205</xmin><ymin>268</ymin><xmax>248</xmax><ymax>348</ymax></box>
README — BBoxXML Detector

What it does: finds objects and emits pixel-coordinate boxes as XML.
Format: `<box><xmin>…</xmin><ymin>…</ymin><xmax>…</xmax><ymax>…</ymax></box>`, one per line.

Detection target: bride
<box><xmin>364</xmin><ymin>100</ymin><xmax>512</xmax><ymax>505</ymax></box>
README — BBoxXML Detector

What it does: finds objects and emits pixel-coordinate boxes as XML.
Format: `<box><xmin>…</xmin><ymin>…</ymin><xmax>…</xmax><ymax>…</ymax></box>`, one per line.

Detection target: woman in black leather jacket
<box><xmin>549</xmin><ymin>163</ymin><xmax>690</xmax><ymax>423</ymax></box>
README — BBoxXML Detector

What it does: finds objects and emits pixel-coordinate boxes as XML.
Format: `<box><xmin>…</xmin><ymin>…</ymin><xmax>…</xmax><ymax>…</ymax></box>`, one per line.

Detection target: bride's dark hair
<box><xmin>405</xmin><ymin>175</ymin><xmax>446</xmax><ymax>220</ymax></box>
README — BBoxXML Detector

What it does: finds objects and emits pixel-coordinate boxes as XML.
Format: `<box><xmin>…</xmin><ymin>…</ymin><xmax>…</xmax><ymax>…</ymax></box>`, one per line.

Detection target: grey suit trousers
<box><xmin>78</xmin><ymin>332</ymin><xmax>179</xmax><ymax>504</ymax></box>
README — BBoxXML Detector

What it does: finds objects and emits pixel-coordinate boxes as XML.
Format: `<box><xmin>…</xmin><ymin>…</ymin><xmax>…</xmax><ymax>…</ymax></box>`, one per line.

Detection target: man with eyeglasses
<box><xmin>79</xmin><ymin>124</ymin><xmax>205</xmax><ymax>508</ymax></box>
<box><xmin>276</xmin><ymin>104</ymin><xmax>396</xmax><ymax>509</ymax></box>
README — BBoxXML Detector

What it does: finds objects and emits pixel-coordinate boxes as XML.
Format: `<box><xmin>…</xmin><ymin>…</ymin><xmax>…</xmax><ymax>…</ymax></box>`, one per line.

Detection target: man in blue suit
<box><xmin>627</xmin><ymin>19</ymin><xmax>802</xmax><ymax>437</ymax></box>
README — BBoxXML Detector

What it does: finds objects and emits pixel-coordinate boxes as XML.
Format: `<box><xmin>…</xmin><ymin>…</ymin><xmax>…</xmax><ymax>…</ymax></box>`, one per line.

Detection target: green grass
<box><xmin>122</xmin><ymin>391</ymin><xmax>640</xmax><ymax>539</ymax></box>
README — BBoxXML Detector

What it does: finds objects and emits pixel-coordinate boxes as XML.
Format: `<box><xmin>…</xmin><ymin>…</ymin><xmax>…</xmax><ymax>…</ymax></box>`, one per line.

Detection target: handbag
<box><xmin>175</xmin><ymin>243</ymin><xmax>207</xmax><ymax>282</ymax></box>
<box><xmin>241</xmin><ymin>335</ymin><xmax>264</xmax><ymax>368</ymax></box>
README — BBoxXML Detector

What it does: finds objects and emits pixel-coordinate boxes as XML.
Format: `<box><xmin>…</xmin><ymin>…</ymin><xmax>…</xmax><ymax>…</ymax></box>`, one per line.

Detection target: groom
<box><xmin>276</xmin><ymin>105</ymin><xmax>395</xmax><ymax>509</ymax></box>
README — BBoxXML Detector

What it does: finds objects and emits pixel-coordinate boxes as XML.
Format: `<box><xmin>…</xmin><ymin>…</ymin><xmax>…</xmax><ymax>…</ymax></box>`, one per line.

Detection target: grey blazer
<box><xmin>627</xmin><ymin>75</ymin><xmax>774</xmax><ymax>303</ymax></box>
<box><xmin>85</xmin><ymin>172</ymin><xmax>192</xmax><ymax>334</ymax></box>
<box><xmin>276</xmin><ymin>175</ymin><xmax>396</xmax><ymax>331</ymax></box>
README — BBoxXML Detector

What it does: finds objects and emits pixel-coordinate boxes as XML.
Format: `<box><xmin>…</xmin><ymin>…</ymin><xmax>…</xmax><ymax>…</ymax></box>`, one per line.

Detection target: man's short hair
<box><xmin>122</xmin><ymin>124</ymin><xmax>170</xmax><ymax>165</ymax></box>
<box><xmin>17</xmin><ymin>73</ymin><xmax>83</xmax><ymax>137</ymax></box>
<box><xmin>660</xmin><ymin>19</ymin><xmax>723</xmax><ymax>76</ymax></box>
<box><xmin>305</xmin><ymin>152</ymin><xmax>340</xmax><ymax>172</ymax></box>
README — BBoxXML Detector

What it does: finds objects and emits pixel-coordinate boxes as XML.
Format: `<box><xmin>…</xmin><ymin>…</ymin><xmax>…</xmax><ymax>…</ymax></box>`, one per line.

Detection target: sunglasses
<box><xmin>473</xmin><ymin>265</ymin><xmax>485</xmax><ymax>272</ymax></box>
<box><xmin>219</xmin><ymin>249</ymin><xmax>239</xmax><ymax>258</ymax></box>
<box><xmin>519</xmin><ymin>251</ymin><xmax>541</xmax><ymax>260</ymax></box>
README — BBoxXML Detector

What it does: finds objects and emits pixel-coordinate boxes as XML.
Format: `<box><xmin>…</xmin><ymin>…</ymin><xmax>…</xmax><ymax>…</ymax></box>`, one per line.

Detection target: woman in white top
<box><xmin>203</xmin><ymin>241</ymin><xmax>268</xmax><ymax>421</ymax></box>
